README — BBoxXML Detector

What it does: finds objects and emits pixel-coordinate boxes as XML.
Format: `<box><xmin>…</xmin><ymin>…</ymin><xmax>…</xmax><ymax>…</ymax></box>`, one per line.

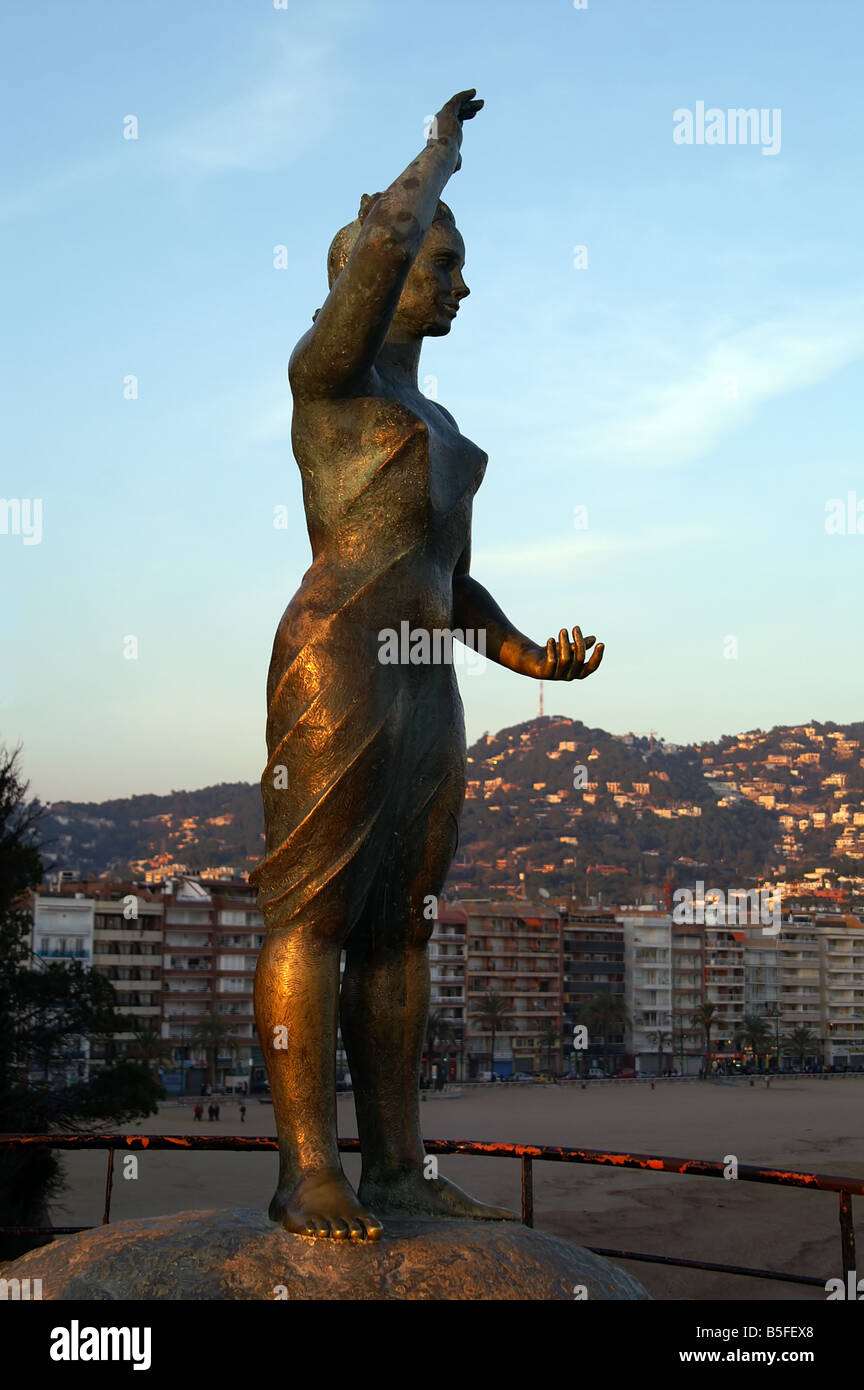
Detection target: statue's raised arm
<box><xmin>289</xmin><ymin>90</ymin><xmax>483</xmax><ymax>399</ymax></box>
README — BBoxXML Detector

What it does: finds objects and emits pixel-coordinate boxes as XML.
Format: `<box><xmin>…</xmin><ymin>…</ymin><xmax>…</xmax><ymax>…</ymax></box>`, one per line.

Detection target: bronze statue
<box><xmin>251</xmin><ymin>90</ymin><xmax>604</xmax><ymax>1240</ymax></box>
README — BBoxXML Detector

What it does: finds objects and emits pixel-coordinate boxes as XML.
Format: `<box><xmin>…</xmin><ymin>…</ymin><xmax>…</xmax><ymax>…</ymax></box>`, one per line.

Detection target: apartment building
<box><xmin>702</xmin><ymin>922</ymin><xmax>747</xmax><ymax>1047</ymax></box>
<box><xmin>92</xmin><ymin>893</ymin><xmax>163</xmax><ymax>1054</ymax></box>
<box><xmin>670</xmin><ymin>922</ymin><xmax>704</xmax><ymax>1072</ymax></box>
<box><xmin>744</xmin><ymin>936</ymin><xmax>779</xmax><ymax>1022</ymax></box>
<box><xmin>822</xmin><ymin>915</ymin><xmax>864</xmax><ymax>1064</ymax></box>
<box><xmin>460</xmin><ymin>900</ymin><xmax>562</xmax><ymax>1077</ymax></box>
<box><xmin>621</xmin><ymin>909</ymin><xmax>673</xmax><ymax>1072</ymax></box>
<box><xmin>161</xmin><ymin>877</ymin><xmax>266</xmax><ymax>1091</ymax></box>
<box><xmin>33</xmin><ymin>893</ymin><xmax>94</xmax><ymax>965</ymax></box>
<box><xmin>559</xmin><ymin>906</ymin><xmax>626</xmax><ymax>1072</ymax></box>
<box><xmin>428</xmin><ymin>906</ymin><xmax>467</xmax><ymax>1078</ymax></box>
<box><xmin>31</xmin><ymin>887</ymin><xmax>165</xmax><ymax>1076</ymax></box>
<box><xmin>31</xmin><ymin>894</ymin><xmax>96</xmax><ymax>1081</ymax></box>
<box><xmin>778</xmin><ymin>911</ymin><xmax>864</xmax><ymax>1067</ymax></box>
<box><xmin>777</xmin><ymin>914</ymin><xmax>822</xmax><ymax>1049</ymax></box>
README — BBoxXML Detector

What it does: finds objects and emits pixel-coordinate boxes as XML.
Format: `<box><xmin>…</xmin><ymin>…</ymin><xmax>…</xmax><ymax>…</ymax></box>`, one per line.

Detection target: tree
<box><xmin>424</xmin><ymin>1010</ymin><xmax>456</xmax><ymax>1083</ymax></box>
<box><xmin>539</xmin><ymin>1022</ymin><xmax>560</xmax><ymax>1075</ymax></box>
<box><xmin>579</xmin><ymin>993</ymin><xmax>629</xmax><ymax>1076</ymax></box>
<box><xmin>471</xmin><ymin>994</ymin><xmax>512</xmax><ymax>1079</ymax></box>
<box><xmin>781</xmin><ymin>1027</ymin><xmax>820</xmax><ymax>1070</ymax></box>
<box><xmin>424</xmin><ymin>1009</ymin><xmax>443</xmax><ymax>1083</ymax></box>
<box><xmin>691</xmin><ymin>1002</ymin><xmax>718</xmax><ymax>1073</ymax></box>
<box><xmin>192</xmin><ymin>1006</ymin><xmax>244</xmax><ymax>1089</ymax></box>
<box><xmin>13</xmin><ymin>957</ymin><xmax>122</xmax><ymax>1082</ymax></box>
<box><xmin>0</xmin><ymin>745</ymin><xmax>163</xmax><ymax>1260</ymax></box>
<box><xmin>131</xmin><ymin>1022</ymin><xmax>174</xmax><ymax>1076</ymax></box>
<box><xmin>737</xmin><ymin>1015</ymin><xmax>772</xmax><ymax>1072</ymax></box>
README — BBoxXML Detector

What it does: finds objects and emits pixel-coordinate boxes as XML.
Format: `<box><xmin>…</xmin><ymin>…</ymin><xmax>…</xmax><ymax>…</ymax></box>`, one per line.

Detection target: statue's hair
<box><xmin>325</xmin><ymin>193</ymin><xmax>455</xmax><ymax>289</ymax></box>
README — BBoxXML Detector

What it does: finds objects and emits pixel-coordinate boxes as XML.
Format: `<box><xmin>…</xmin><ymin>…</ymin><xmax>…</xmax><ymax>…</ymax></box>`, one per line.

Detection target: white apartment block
<box><xmin>671</xmin><ymin>923</ymin><xmax>703</xmax><ymax>1072</ymax></box>
<box><xmin>621</xmin><ymin>910</ymin><xmax>673</xmax><ymax>1070</ymax></box>
<box><xmin>32</xmin><ymin>895</ymin><xmax>95</xmax><ymax>1080</ymax></box>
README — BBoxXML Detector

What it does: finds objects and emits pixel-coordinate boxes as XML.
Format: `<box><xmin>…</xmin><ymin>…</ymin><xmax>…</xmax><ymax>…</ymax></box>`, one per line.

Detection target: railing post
<box><xmin>102</xmin><ymin>1149</ymin><xmax>115</xmax><ymax>1225</ymax></box>
<box><xmin>839</xmin><ymin>1191</ymin><xmax>856</xmax><ymax>1282</ymax></box>
<box><xmin>521</xmin><ymin>1155</ymin><xmax>534</xmax><ymax>1228</ymax></box>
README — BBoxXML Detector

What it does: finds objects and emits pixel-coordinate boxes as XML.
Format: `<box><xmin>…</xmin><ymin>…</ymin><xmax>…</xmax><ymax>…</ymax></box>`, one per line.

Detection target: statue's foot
<box><xmin>270</xmin><ymin>1169</ymin><xmax>383</xmax><ymax>1241</ymax></box>
<box><xmin>359</xmin><ymin>1168</ymin><xmax>517</xmax><ymax>1222</ymax></box>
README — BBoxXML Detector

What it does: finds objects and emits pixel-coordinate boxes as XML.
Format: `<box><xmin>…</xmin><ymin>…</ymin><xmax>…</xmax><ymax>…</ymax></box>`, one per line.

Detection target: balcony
<box><xmin>96</xmin><ymin>931</ymin><xmax>162</xmax><ymax>944</ymax></box>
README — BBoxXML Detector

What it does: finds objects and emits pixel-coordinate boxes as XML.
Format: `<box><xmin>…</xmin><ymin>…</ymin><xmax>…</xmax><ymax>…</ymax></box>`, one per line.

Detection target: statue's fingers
<box><xmin>559</xmin><ymin>629</ymin><xmax>580</xmax><ymax>680</ymax></box>
<box><xmin>462</xmin><ymin>99</ymin><xmax>484</xmax><ymax>119</ymax></box>
<box><xmin>545</xmin><ymin>636</ymin><xmax>559</xmax><ymax>677</ymax></box>
<box><xmin>577</xmin><ymin>642</ymin><xmax>605</xmax><ymax>678</ymax></box>
<box><xmin>556</xmin><ymin>627</ymin><xmax>582</xmax><ymax>680</ymax></box>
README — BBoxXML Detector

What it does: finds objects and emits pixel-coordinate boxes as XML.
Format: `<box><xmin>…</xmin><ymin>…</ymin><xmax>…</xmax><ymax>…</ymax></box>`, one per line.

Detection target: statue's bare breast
<box><xmin>290</xmin><ymin>385</ymin><xmax>487</xmax><ymax>631</ymax></box>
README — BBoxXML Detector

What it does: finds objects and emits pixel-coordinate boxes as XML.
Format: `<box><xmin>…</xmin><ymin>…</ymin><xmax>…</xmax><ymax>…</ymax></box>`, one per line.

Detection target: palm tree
<box><xmin>131</xmin><ymin>1022</ymin><xmax>174</xmax><ymax>1076</ymax></box>
<box><xmin>781</xmin><ymin>1026</ymin><xmax>820</xmax><ymax>1071</ymax></box>
<box><xmin>579</xmin><ymin>993</ymin><xmax>630</xmax><ymax>1076</ymax></box>
<box><xmin>471</xmin><ymin>994</ymin><xmax>512</xmax><ymax>1080</ymax></box>
<box><xmin>691</xmin><ymin>1002</ymin><xmax>718</xmax><ymax>1074</ymax></box>
<box><xmin>437</xmin><ymin>1020</ymin><xmax>458</xmax><ymax>1084</ymax></box>
<box><xmin>425</xmin><ymin>1010</ymin><xmax>456</xmax><ymax>1082</ymax></box>
<box><xmin>191</xmin><ymin>1007</ymin><xmax>243</xmax><ymax>1090</ymax></box>
<box><xmin>738</xmin><ymin>1014</ymin><xmax>771</xmax><ymax>1072</ymax></box>
<box><xmin>539</xmin><ymin>1022</ymin><xmax>560</xmax><ymax>1076</ymax></box>
<box><xmin>424</xmin><ymin>1009</ymin><xmax>443</xmax><ymax>1083</ymax></box>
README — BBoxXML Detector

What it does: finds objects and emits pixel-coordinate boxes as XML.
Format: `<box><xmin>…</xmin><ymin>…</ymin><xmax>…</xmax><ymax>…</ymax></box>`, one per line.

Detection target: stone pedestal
<box><xmin>1</xmin><ymin>1208</ymin><xmax>650</xmax><ymax>1300</ymax></box>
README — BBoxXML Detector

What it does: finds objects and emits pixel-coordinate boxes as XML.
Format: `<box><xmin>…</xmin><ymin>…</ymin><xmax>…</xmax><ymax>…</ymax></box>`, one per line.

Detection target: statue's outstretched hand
<box><xmin>430</xmin><ymin>89</ymin><xmax>484</xmax><ymax>170</ymax></box>
<box><xmin>518</xmin><ymin>627</ymin><xmax>605</xmax><ymax>681</ymax></box>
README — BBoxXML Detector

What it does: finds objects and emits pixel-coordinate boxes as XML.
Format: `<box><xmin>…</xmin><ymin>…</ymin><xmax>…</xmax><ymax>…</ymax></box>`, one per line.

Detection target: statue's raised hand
<box><xmin>517</xmin><ymin>627</ymin><xmax>605</xmax><ymax>681</ymax></box>
<box><xmin>430</xmin><ymin>89</ymin><xmax>484</xmax><ymax>170</ymax></box>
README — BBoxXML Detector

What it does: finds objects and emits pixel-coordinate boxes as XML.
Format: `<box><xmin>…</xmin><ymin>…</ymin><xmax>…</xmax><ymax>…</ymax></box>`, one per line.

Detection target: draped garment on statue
<box><xmin>249</xmin><ymin>401</ymin><xmax>487</xmax><ymax>937</ymax></box>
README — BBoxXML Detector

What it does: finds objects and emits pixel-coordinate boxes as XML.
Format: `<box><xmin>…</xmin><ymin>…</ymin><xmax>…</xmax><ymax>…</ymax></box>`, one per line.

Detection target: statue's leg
<box><xmin>252</xmin><ymin>621</ymin><xmax>408</xmax><ymax>1238</ymax></box>
<box><xmin>254</xmin><ymin>916</ymin><xmax>383</xmax><ymax>1240</ymax></box>
<box><xmin>341</xmin><ymin>783</ymin><xmax>517</xmax><ymax>1222</ymax></box>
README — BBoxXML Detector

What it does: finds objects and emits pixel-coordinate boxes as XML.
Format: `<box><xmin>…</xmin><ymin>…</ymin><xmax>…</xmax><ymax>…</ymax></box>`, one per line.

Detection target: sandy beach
<box><xmin>49</xmin><ymin>1077</ymin><xmax>864</xmax><ymax>1301</ymax></box>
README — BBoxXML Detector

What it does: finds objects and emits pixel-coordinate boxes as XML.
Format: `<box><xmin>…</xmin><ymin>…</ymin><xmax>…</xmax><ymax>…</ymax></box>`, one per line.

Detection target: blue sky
<box><xmin>2</xmin><ymin>0</ymin><xmax>862</xmax><ymax>802</ymax></box>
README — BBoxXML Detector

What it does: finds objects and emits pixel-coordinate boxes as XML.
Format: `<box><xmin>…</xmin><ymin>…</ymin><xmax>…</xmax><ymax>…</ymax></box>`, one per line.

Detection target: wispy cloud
<box><xmin>156</xmin><ymin>40</ymin><xmax>345</xmax><ymax>177</ymax></box>
<box><xmin>474</xmin><ymin>522</ymin><xmax>715</xmax><ymax>576</ymax></box>
<box><xmin>0</xmin><ymin>156</ymin><xmax>116</xmax><ymax>224</ymax></box>
<box><xmin>0</xmin><ymin>37</ymin><xmax>347</xmax><ymax>222</ymax></box>
<box><xmin>579</xmin><ymin>303</ymin><xmax>864</xmax><ymax>469</ymax></box>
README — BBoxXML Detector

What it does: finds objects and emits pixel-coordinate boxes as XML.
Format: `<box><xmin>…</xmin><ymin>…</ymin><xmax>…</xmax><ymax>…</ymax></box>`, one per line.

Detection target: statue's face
<box><xmin>393</xmin><ymin>221</ymin><xmax>469</xmax><ymax>339</ymax></box>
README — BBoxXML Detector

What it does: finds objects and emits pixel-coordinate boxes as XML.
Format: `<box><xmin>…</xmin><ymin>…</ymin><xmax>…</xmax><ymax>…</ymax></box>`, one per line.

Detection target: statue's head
<box><xmin>321</xmin><ymin>193</ymin><xmax>469</xmax><ymax>338</ymax></box>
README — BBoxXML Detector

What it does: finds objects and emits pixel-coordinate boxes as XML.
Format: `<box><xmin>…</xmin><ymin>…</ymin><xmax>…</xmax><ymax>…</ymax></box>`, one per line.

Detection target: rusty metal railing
<box><xmin>0</xmin><ymin>1133</ymin><xmax>858</xmax><ymax>1289</ymax></box>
